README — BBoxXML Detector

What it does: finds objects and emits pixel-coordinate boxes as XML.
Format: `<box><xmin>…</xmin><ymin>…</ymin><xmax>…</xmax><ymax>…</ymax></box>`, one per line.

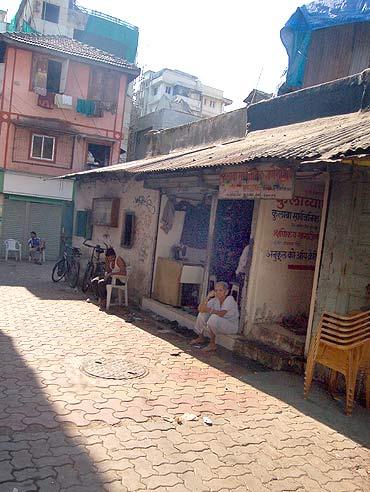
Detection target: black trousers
<box><xmin>91</xmin><ymin>276</ymin><xmax>110</xmax><ymax>300</ymax></box>
<box><xmin>91</xmin><ymin>276</ymin><xmax>123</xmax><ymax>300</ymax></box>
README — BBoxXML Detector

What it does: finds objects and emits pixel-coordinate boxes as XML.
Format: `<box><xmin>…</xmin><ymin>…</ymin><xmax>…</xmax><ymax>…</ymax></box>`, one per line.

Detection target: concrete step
<box><xmin>248</xmin><ymin>322</ymin><xmax>305</xmax><ymax>356</ymax></box>
<box><xmin>233</xmin><ymin>338</ymin><xmax>305</xmax><ymax>374</ymax></box>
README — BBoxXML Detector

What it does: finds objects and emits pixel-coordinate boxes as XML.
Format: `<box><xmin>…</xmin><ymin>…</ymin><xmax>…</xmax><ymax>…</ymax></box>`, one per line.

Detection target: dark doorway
<box><xmin>210</xmin><ymin>199</ymin><xmax>254</xmax><ymax>284</ymax></box>
<box><xmin>46</xmin><ymin>59</ymin><xmax>62</xmax><ymax>93</ymax></box>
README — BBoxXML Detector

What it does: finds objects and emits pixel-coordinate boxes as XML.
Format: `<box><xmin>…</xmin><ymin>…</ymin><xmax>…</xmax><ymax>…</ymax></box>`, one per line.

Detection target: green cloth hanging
<box><xmin>76</xmin><ymin>99</ymin><xmax>96</xmax><ymax>117</ymax></box>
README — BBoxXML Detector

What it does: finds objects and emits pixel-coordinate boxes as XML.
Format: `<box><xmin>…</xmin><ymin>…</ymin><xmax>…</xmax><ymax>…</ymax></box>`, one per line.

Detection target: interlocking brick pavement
<box><xmin>0</xmin><ymin>261</ymin><xmax>369</xmax><ymax>491</ymax></box>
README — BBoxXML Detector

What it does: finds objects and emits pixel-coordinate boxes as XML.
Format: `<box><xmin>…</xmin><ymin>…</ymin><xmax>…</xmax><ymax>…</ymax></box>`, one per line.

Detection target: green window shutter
<box><xmin>75</xmin><ymin>210</ymin><xmax>93</xmax><ymax>239</ymax></box>
<box><xmin>85</xmin><ymin>211</ymin><xmax>93</xmax><ymax>240</ymax></box>
<box><xmin>75</xmin><ymin>211</ymin><xmax>87</xmax><ymax>237</ymax></box>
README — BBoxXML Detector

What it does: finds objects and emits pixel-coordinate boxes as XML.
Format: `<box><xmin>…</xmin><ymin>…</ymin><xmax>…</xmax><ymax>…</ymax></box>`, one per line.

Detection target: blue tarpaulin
<box><xmin>281</xmin><ymin>1</ymin><xmax>370</xmax><ymax>89</ymax></box>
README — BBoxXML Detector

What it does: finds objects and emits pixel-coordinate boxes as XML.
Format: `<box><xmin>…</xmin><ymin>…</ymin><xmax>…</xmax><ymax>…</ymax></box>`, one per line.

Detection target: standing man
<box><xmin>235</xmin><ymin>239</ymin><xmax>250</xmax><ymax>278</ymax></box>
<box><xmin>28</xmin><ymin>231</ymin><xmax>42</xmax><ymax>263</ymax></box>
<box><xmin>235</xmin><ymin>237</ymin><xmax>254</xmax><ymax>307</ymax></box>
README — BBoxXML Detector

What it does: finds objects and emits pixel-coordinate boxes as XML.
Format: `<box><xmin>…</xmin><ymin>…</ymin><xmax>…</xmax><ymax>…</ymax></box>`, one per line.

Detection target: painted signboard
<box><xmin>219</xmin><ymin>166</ymin><xmax>294</xmax><ymax>200</ymax></box>
<box><xmin>250</xmin><ymin>178</ymin><xmax>325</xmax><ymax>324</ymax></box>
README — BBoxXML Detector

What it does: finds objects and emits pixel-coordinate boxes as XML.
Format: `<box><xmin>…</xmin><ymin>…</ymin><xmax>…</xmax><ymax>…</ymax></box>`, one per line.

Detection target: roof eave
<box><xmin>2</xmin><ymin>36</ymin><xmax>140</xmax><ymax>78</ymax></box>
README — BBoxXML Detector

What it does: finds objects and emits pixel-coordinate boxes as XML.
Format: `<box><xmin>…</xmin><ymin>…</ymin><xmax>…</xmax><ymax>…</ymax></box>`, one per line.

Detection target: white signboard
<box><xmin>3</xmin><ymin>171</ymin><xmax>73</xmax><ymax>201</ymax></box>
<box><xmin>219</xmin><ymin>166</ymin><xmax>294</xmax><ymax>200</ymax></box>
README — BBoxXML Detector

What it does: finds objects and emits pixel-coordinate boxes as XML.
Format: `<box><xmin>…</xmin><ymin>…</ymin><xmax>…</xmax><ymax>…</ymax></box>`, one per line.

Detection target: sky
<box><xmin>1</xmin><ymin>0</ymin><xmax>304</xmax><ymax>109</ymax></box>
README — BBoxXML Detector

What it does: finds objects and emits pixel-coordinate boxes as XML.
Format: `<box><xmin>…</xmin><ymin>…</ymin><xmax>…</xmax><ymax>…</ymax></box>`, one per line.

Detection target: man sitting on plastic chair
<box><xmin>91</xmin><ymin>247</ymin><xmax>127</xmax><ymax>310</ymax></box>
<box><xmin>28</xmin><ymin>231</ymin><xmax>43</xmax><ymax>264</ymax></box>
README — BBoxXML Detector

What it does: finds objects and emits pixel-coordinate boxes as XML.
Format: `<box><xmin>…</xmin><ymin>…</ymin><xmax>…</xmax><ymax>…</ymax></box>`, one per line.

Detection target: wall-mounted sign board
<box><xmin>219</xmin><ymin>166</ymin><xmax>294</xmax><ymax>200</ymax></box>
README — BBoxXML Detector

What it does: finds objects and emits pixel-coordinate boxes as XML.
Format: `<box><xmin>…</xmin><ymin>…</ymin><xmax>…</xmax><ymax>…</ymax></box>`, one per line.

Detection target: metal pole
<box><xmin>200</xmin><ymin>193</ymin><xmax>218</xmax><ymax>300</ymax></box>
<box><xmin>304</xmin><ymin>172</ymin><xmax>330</xmax><ymax>355</ymax></box>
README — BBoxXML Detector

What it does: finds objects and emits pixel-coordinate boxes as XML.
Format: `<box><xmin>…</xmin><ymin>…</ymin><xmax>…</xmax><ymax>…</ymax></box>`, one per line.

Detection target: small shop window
<box><xmin>121</xmin><ymin>211</ymin><xmax>135</xmax><ymax>248</ymax></box>
<box><xmin>75</xmin><ymin>210</ymin><xmax>92</xmax><ymax>239</ymax></box>
<box><xmin>42</xmin><ymin>2</ymin><xmax>60</xmax><ymax>23</ymax></box>
<box><xmin>31</xmin><ymin>134</ymin><xmax>55</xmax><ymax>161</ymax></box>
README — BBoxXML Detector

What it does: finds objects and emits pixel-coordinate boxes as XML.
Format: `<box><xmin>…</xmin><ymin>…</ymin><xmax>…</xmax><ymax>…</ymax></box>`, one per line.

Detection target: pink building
<box><xmin>0</xmin><ymin>32</ymin><xmax>139</xmax><ymax>258</ymax></box>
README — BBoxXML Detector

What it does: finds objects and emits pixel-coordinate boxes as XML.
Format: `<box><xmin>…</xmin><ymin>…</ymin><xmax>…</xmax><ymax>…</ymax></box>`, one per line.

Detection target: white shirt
<box><xmin>236</xmin><ymin>245</ymin><xmax>249</xmax><ymax>275</ymax></box>
<box><xmin>207</xmin><ymin>295</ymin><xmax>239</xmax><ymax>324</ymax></box>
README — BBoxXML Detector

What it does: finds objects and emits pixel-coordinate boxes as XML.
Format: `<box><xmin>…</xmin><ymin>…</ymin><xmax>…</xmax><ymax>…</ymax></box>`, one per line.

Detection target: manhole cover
<box><xmin>81</xmin><ymin>357</ymin><xmax>148</xmax><ymax>380</ymax></box>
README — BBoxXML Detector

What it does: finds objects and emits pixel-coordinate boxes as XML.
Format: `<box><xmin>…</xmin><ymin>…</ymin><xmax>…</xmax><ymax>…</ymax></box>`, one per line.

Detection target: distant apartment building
<box><xmin>137</xmin><ymin>68</ymin><xmax>232</xmax><ymax>119</ymax></box>
<box><xmin>128</xmin><ymin>68</ymin><xmax>232</xmax><ymax>160</ymax></box>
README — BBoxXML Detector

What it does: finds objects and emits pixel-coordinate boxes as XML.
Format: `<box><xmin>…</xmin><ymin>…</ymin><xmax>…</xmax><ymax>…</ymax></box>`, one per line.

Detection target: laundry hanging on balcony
<box><xmin>37</xmin><ymin>93</ymin><xmax>55</xmax><ymax>109</ymax></box>
<box><xmin>76</xmin><ymin>99</ymin><xmax>104</xmax><ymax>117</ymax></box>
<box><xmin>54</xmin><ymin>94</ymin><xmax>73</xmax><ymax>109</ymax></box>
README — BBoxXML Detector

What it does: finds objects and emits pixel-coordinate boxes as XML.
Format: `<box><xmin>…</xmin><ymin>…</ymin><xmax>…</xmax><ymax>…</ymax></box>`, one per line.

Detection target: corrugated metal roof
<box><xmin>1</xmin><ymin>33</ymin><xmax>140</xmax><ymax>74</ymax></box>
<box><xmin>62</xmin><ymin>111</ymin><xmax>370</xmax><ymax>179</ymax></box>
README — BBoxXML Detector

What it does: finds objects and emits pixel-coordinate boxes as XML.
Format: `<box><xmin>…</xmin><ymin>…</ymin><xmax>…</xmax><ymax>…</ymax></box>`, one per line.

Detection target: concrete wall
<box><xmin>73</xmin><ymin>177</ymin><xmax>160</xmax><ymax>302</ymax></box>
<box><xmin>134</xmin><ymin>109</ymin><xmax>200</xmax><ymax>133</ymax></box>
<box><xmin>249</xmin><ymin>69</ymin><xmax>370</xmax><ymax>131</ymax></box>
<box><xmin>143</xmin><ymin>107</ymin><xmax>247</xmax><ymax>158</ymax></box>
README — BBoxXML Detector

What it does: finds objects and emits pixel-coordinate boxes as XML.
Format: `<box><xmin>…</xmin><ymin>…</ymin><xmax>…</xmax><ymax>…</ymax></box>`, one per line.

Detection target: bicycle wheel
<box><xmin>81</xmin><ymin>262</ymin><xmax>94</xmax><ymax>293</ymax></box>
<box><xmin>67</xmin><ymin>259</ymin><xmax>80</xmax><ymax>288</ymax></box>
<box><xmin>52</xmin><ymin>259</ymin><xmax>66</xmax><ymax>282</ymax></box>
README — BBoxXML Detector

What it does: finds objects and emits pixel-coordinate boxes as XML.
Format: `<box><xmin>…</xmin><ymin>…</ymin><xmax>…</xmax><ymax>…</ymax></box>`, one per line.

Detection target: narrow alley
<box><xmin>0</xmin><ymin>261</ymin><xmax>369</xmax><ymax>491</ymax></box>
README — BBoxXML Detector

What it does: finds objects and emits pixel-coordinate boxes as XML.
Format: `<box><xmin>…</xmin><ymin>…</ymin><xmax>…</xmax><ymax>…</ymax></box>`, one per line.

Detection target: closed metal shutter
<box><xmin>1</xmin><ymin>200</ymin><xmax>27</xmax><ymax>257</ymax></box>
<box><xmin>1</xmin><ymin>199</ymin><xmax>63</xmax><ymax>260</ymax></box>
<box><xmin>28</xmin><ymin>202</ymin><xmax>63</xmax><ymax>260</ymax></box>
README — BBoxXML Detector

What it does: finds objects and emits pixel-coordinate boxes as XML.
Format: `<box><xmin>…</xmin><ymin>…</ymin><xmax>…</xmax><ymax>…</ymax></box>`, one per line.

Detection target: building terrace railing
<box><xmin>75</xmin><ymin>3</ymin><xmax>138</xmax><ymax>31</ymax></box>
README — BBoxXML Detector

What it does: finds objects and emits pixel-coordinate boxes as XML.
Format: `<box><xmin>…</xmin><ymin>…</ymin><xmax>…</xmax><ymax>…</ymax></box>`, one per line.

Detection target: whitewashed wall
<box><xmin>246</xmin><ymin>178</ymin><xmax>325</xmax><ymax>330</ymax></box>
<box><xmin>73</xmin><ymin>177</ymin><xmax>160</xmax><ymax>302</ymax></box>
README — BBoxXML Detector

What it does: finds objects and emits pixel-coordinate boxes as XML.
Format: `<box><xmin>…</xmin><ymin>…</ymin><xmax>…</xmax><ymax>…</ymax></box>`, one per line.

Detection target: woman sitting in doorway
<box><xmin>91</xmin><ymin>247</ymin><xmax>126</xmax><ymax>309</ymax></box>
<box><xmin>190</xmin><ymin>281</ymin><xmax>239</xmax><ymax>352</ymax></box>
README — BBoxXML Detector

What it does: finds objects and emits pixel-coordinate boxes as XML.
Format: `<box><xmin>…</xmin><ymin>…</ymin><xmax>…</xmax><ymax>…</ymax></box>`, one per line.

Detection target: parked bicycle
<box><xmin>81</xmin><ymin>240</ymin><xmax>107</xmax><ymax>294</ymax></box>
<box><xmin>52</xmin><ymin>243</ymin><xmax>81</xmax><ymax>288</ymax></box>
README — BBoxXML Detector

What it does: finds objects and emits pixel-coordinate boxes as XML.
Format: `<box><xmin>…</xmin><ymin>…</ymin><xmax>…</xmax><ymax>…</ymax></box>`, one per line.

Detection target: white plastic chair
<box><xmin>4</xmin><ymin>239</ymin><xmax>22</xmax><ymax>261</ymax></box>
<box><xmin>106</xmin><ymin>267</ymin><xmax>131</xmax><ymax>311</ymax></box>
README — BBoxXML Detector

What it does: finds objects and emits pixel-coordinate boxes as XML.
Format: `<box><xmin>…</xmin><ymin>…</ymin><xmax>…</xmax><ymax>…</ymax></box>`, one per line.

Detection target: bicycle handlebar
<box><xmin>82</xmin><ymin>239</ymin><xmax>95</xmax><ymax>248</ymax></box>
<box><xmin>82</xmin><ymin>239</ymin><xmax>108</xmax><ymax>252</ymax></box>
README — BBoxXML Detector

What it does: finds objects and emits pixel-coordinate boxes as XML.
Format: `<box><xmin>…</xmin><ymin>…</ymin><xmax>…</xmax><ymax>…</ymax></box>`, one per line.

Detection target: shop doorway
<box><xmin>210</xmin><ymin>199</ymin><xmax>254</xmax><ymax>293</ymax></box>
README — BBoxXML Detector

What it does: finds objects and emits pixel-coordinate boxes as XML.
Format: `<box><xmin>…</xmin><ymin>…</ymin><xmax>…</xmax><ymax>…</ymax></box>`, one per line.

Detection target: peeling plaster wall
<box><xmin>73</xmin><ymin>178</ymin><xmax>160</xmax><ymax>303</ymax></box>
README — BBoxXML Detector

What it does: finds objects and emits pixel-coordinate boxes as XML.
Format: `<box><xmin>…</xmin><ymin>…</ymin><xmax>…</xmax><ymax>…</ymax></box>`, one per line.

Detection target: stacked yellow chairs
<box><xmin>304</xmin><ymin>310</ymin><xmax>370</xmax><ymax>415</ymax></box>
